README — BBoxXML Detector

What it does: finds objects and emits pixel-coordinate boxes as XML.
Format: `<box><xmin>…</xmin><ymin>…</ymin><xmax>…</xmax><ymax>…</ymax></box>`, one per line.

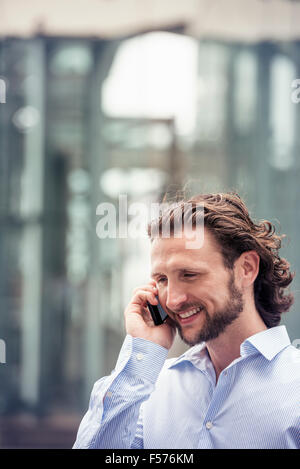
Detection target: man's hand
<box><xmin>124</xmin><ymin>279</ymin><xmax>176</xmax><ymax>350</ymax></box>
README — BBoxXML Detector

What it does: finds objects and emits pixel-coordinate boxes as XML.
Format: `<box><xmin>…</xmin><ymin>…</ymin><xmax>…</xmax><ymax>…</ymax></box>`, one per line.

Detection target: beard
<box><xmin>174</xmin><ymin>272</ymin><xmax>244</xmax><ymax>346</ymax></box>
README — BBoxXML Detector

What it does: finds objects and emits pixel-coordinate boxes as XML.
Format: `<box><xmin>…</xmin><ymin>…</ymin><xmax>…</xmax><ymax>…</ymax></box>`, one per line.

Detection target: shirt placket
<box><xmin>197</xmin><ymin>362</ymin><xmax>237</xmax><ymax>449</ymax></box>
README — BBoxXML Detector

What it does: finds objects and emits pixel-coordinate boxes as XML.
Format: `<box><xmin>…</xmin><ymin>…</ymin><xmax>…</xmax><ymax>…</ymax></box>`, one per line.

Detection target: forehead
<box><xmin>150</xmin><ymin>228</ymin><xmax>224</xmax><ymax>272</ymax></box>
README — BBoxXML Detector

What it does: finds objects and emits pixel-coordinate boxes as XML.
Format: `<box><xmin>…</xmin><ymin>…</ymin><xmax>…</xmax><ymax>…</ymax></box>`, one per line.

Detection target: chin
<box><xmin>180</xmin><ymin>330</ymin><xmax>203</xmax><ymax>347</ymax></box>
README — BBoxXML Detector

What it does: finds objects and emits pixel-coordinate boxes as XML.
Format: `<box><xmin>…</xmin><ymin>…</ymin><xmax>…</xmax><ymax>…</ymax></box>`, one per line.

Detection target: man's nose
<box><xmin>165</xmin><ymin>284</ymin><xmax>188</xmax><ymax>312</ymax></box>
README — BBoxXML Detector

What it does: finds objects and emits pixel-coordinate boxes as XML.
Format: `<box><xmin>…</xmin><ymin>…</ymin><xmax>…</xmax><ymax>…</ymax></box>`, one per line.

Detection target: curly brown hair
<box><xmin>148</xmin><ymin>191</ymin><xmax>295</xmax><ymax>328</ymax></box>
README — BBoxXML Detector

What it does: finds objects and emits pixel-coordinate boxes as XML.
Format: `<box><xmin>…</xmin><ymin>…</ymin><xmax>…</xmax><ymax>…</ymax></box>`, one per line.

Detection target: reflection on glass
<box><xmin>100</xmin><ymin>167</ymin><xmax>167</xmax><ymax>198</ymax></box>
<box><xmin>233</xmin><ymin>49</ymin><xmax>257</xmax><ymax>134</ymax></box>
<box><xmin>196</xmin><ymin>43</ymin><xmax>229</xmax><ymax>142</ymax></box>
<box><xmin>269</xmin><ymin>54</ymin><xmax>296</xmax><ymax>171</ymax></box>
<box><xmin>67</xmin><ymin>168</ymin><xmax>90</xmax><ymax>194</ymax></box>
<box><xmin>12</xmin><ymin>106</ymin><xmax>40</xmax><ymax>133</ymax></box>
<box><xmin>50</xmin><ymin>43</ymin><xmax>93</xmax><ymax>76</ymax></box>
<box><xmin>67</xmin><ymin>169</ymin><xmax>90</xmax><ymax>286</ymax></box>
<box><xmin>102</xmin><ymin>120</ymin><xmax>173</xmax><ymax>150</ymax></box>
<box><xmin>101</xmin><ymin>32</ymin><xmax>198</xmax><ymax>136</ymax></box>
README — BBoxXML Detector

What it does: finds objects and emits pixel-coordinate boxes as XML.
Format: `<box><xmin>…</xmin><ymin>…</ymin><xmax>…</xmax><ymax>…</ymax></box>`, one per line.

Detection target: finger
<box><xmin>149</xmin><ymin>278</ymin><xmax>157</xmax><ymax>286</ymax></box>
<box><xmin>131</xmin><ymin>289</ymin><xmax>158</xmax><ymax>307</ymax></box>
<box><xmin>132</xmin><ymin>283</ymin><xmax>158</xmax><ymax>296</ymax></box>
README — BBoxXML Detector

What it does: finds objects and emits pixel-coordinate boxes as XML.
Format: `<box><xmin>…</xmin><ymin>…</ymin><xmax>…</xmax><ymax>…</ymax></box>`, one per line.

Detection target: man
<box><xmin>73</xmin><ymin>192</ymin><xmax>300</xmax><ymax>449</ymax></box>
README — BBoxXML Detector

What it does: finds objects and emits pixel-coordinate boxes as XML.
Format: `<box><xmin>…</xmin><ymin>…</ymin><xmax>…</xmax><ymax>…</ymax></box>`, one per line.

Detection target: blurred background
<box><xmin>1</xmin><ymin>0</ymin><xmax>300</xmax><ymax>448</ymax></box>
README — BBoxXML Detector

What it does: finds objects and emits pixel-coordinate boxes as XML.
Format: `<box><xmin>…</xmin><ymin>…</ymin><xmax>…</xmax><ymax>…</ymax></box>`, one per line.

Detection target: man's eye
<box><xmin>157</xmin><ymin>277</ymin><xmax>167</xmax><ymax>283</ymax></box>
<box><xmin>183</xmin><ymin>273</ymin><xmax>196</xmax><ymax>278</ymax></box>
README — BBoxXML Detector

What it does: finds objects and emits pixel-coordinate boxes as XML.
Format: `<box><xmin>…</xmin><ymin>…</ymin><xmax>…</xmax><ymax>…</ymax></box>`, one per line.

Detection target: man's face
<box><xmin>150</xmin><ymin>229</ymin><xmax>244</xmax><ymax>346</ymax></box>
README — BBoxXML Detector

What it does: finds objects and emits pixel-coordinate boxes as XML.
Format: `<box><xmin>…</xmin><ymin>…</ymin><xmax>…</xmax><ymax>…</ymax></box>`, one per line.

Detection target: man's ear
<box><xmin>236</xmin><ymin>250</ymin><xmax>260</xmax><ymax>288</ymax></box>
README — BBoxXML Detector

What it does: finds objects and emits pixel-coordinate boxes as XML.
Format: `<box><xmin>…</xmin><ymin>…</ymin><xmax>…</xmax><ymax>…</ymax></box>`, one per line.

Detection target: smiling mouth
<box><xmin>177</xmin><ymin>306</ymin><xmax>204</xmax><ymax>320</ymax></box>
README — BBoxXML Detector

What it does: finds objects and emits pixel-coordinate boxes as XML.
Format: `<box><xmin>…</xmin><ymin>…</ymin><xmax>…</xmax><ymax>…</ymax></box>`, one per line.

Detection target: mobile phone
<box><xmin>147</xmin><ymin>297</ymin><xmax>168</xmax><ymax>325</ymax></box>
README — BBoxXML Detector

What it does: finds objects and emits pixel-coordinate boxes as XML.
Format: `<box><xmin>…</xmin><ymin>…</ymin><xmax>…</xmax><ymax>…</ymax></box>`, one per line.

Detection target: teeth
<box><xmin>179</xmin><ymin>307</ymin><xmax>202</xmax><ymax>319</ymax></box>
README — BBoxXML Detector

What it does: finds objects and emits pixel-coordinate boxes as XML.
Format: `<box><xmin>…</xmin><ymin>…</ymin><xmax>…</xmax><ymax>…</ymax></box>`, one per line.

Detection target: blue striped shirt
<box><xmin>73</xmin><ymin>325</ymin><xmax>300</xmax><ymax>449</ymax></box>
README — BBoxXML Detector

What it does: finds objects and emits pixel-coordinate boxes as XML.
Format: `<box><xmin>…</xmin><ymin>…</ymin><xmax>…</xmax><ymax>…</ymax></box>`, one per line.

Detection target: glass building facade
<box><xmin>0</xmin><ymin>33</ymin><xmax>299</xmax><ymax>447</ymax></box>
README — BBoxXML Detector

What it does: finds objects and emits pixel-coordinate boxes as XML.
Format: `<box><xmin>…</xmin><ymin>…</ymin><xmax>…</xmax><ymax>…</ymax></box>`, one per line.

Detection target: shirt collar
<box><xmin>168</xmin><ymin>342</ymin><xmax>209</xmax><ymax>370</ymax></box>
<box><xmin>168</xmin><ymin>325</ymin><xmax>291</xmax><ymax>368</ymax></box>
<box><xmin>240</xmin><ymin>325</ymin><xmax>291</xmax><ymax>361</ymax></box>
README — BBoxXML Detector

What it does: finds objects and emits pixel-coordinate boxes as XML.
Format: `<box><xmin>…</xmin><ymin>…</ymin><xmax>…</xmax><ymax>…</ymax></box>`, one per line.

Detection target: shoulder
<box><xmin>279</xmin><ymin>343</ymin><xmax>300</xmax><ymax>363</ymax></box>
<box><xmin>277</xmin><ymin>344</ymin><xmax>300</xmax><ymax>373</ymax></box>
<box><xmin>265</xmin><ymin>344</ymin><xmax>300</xmax><ymax>391</ymax></box>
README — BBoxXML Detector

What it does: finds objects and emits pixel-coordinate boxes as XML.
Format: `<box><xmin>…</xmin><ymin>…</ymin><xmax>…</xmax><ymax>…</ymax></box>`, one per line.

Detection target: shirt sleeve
<box><xmin>72</xmin><ymin>334</ymin><xmax>168</xmax><ymax>449</ymax></box>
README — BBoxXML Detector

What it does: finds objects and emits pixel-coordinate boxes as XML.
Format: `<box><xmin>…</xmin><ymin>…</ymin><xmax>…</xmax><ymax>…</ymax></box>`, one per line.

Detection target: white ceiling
<box><xmin>0</xmin><ymin>0</ymin><xmax>300</xmax><ymax>43</ymax></box>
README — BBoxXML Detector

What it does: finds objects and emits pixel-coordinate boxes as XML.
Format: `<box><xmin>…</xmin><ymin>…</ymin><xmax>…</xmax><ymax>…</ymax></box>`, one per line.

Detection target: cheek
<box><xmin>211</xmin><ymin>285</ymin><xmax>232</xmax><ymax>309</ymax></box>
<box><xmin>156</xmin><ymin>284</ymin><xmax>167</xmax><ymax>303</ymax></box>
<box><xmin>194</xmin><ymin>279</ymin><xmax>225</xmax><ymax>308</ymax></box>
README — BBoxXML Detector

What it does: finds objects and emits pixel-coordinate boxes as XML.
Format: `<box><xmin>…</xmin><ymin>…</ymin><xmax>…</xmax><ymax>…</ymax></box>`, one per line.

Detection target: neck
<box><xmin>205</xmin><ymin>308</ymin><xmax>267</xmax><ymax>383</ymax></box>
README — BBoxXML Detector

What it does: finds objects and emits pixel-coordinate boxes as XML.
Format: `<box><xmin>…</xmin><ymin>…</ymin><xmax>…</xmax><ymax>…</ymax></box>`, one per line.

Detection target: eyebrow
<box><xmin>151</xmin><ymin>267</ymin><xmax>208</xmax><ymax>278</ymax></box>
<box><xmin>151</xmin><ymin>272</ymin><xmax>165</xmax><ymax>278</ymax></box>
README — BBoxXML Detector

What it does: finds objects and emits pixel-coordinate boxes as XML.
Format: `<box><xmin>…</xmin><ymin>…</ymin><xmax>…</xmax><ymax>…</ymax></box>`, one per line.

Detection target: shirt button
<box><xmin>106</xmin><ymin>391</ymin><xmax>112</xmax><ymax>398</ymax></box>
<box><xmin>205</xmin><ymin>421</ymin><xmax>213</xmax><ymax>430</ymax></box>
<box><xmin>136</xmin><ymin>353</ymin><xmax>144</xmax><ymax>361</ymax></box>
<box><xmin>223</xmin><ymin>370</ymin><xmax>228</xmax><ymax>376</ymax></box>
